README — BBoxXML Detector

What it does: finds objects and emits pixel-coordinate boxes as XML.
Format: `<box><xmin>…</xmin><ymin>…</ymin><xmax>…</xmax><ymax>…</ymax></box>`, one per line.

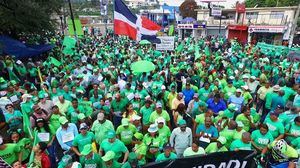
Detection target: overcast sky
<box><xmin>164</xmin><ymin>0</ymin><xmax>245</xmax><ymax>8</ymax></box>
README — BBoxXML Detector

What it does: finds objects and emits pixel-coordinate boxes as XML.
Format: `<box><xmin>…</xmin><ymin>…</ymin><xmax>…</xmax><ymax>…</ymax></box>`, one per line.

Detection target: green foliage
<box><xmin>0</xmin><ymin>0</ymin><xmax>63</xmax><ymax>36</ymax></box>
<box><xmin>245</xmin><ymin>0</ymin><xmax>299</xmax><ymax>7</ymax></box>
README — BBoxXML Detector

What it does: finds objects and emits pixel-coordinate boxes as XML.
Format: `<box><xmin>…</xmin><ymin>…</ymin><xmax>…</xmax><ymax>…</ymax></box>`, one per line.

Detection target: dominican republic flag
<box><xmin>114</xmin><ymin>0</ymin><xmax>161</xmax><ymax>42</ymax></box>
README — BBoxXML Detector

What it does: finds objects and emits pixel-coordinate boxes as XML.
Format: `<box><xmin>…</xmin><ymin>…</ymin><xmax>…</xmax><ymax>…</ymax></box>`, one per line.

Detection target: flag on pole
<box><xmin>114</xmin><ymin>0</ymin><xmax>161</xmax><ymax>42</ymax></box>
<box><xmin>168</xmin><ymin>25</ymin><xmax>174</xmax><ymax>36</ymax></box>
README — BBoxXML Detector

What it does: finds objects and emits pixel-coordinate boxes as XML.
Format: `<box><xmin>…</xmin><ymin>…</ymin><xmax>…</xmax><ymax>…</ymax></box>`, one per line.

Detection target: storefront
<box><xmin>177</xmin><ymin>23</ymin><xmax>206</xmax><ymax>40</ymax></box>
<box><xmin>227</xmin><ymin>25</ymin><xmax>248</xmax><ymax>44</ymax></box>
<box><xmin>248</xmin><ymin>25</ymin><xmax>287</xmax><ymax>45</ymax></box>
<box><xmin>206</xmin><ymin>26</ymin><xmax>227</xmax><ymax>37</ymax></box>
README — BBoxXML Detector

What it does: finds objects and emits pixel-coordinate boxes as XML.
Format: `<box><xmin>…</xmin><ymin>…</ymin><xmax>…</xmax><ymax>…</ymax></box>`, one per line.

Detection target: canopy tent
<box><xmin>0</xmin><ymin>35</ymin><xmax>53</xmax><ymax>59</ymax></box>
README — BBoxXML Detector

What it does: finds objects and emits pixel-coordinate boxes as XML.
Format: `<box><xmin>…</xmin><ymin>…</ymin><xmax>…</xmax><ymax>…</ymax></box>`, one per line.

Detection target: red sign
<box><xmin>228</xmin><ymin>25</ymin><xmax>248</xmax><ymax>31</ymax></box>
<box><xmin>236</xmin><ymin>2</ymin><xmax>246</xmax><ymax>13</ymax></box>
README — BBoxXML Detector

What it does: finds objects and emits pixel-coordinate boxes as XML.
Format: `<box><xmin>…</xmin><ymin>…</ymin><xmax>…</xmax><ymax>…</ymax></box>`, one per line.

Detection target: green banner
<box><xmin>67</xmin><ymin>19</ymin><xmax>84</xmax><ymax>36</ymax></box>
<box><xmin>62</xmin><ymin>36</ymin><xmax>76</xmax><ymax>55</ymax></box>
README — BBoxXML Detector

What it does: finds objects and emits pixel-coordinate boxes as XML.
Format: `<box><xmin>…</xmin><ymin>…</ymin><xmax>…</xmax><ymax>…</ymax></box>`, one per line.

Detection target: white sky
<box><xmin>164</xmin><ymin>0</ymin><xmax>245</xmax><ymax>8</ymax></box>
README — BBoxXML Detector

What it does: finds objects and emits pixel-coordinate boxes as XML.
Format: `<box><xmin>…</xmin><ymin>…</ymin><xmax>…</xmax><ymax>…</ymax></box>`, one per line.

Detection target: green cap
<box><xmin>81</xmin><ymin>144</ymin><xmax>92</xmax><ymax>156</ymax></box>
<box><xmin>107</xmin><ymin>130</ymin><xmax>116</xmax><ymax>139</ymax></box>
<box><xmin>10</xmin><ymin>80</ymin><xmax>17</xmax><ymax>86</ymax></box>
<box><xmin>0</xmin><ymin>77</ymin><xmax>5</xmax><ymax>83</ymax></box>
<box><xmin>178</xmin><ymin>119</ymin><xmax>186</xmax><ymax>126</ymax></box>
<box><xmin>58</xmin><ymin>155</ymin><xmax>72</xmax><ymax>168</ymax></box>
<box><xmin>228</xmin><ymin>104</ymin><xmax>238</xmax><ymax>111</ymax></box>
<box><xmin>121</xmin><ymin>118</ymin><xmax>129</xmax><ymax>126</ymax></box>
<box><xmin>217</xmin><ymin>136</ymin><xmax>227</xmax><ymax>145</ymax></box>
<box><xmin>102</xmin><ymin>151</ymin><xmax>115</xmax><ymax>162</ymax></box>
<box><xmin>128</xmin><ymin>152</ymin><xmax>138</xmax><ymax>164</ymax></box>
<box><xmin>78</xmin><ymin>113</ymin><xmax>85</xmax><ymax>120</ymax></box>
<box><xmin>59</xmin><ymin>116</ymin><xmax>68</xmax><ymax>125</ymax></box>
<box><xmin>134</xmin><ymin>132</ymin><xmax>143</xmax><ymax>140</ymax></box>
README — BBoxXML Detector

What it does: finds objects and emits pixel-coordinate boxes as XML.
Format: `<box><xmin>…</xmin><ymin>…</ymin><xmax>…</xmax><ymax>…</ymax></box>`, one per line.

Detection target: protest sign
<box><xmin>156</xmin><ymin>36</ymin><xmax>175</xmax><ymax>51</ymax></box>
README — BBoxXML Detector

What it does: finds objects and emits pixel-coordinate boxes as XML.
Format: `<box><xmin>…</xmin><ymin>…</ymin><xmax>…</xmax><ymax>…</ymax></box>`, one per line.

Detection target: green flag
<box><xmin>204</xmin><ymin>45</ymin><xmax>211</xmax><ymax>57</ymax></box>
<box><xmin>28</xmin><ymin>130</ymin><xmax>39</xmax><ymax>165</ymax></box>
<box><xmin>67</xmin><ymin>19</ymin><xmax>84</xmax><ymax>36</ymax></box>
<box><xmin>62</xmin><ymin>36</ymin><xmax>76</xmax><ymax>55</ymax></box>
<box><xmin>176</xmin><ymin>42</ymin><xmax>184</xmax><ymax>54</ymax></box>
<box><xmin>168</xmin><ymin>25</ymin><xmax>174</xmax><ymax>36</ymax></box>
<box><xmin>195</xmin><ymin>45</ymin><xmax>201</xmax><ymax>59</ymax></box>
<box><xmin>22</xmin><ymin>111</ymin><xmax>33</xmax><ymax>139</ymax></box>
<box><xmin>50</xmin><ymin>57</ymin><xmax>62</xmax><ymax>67</ymax></box>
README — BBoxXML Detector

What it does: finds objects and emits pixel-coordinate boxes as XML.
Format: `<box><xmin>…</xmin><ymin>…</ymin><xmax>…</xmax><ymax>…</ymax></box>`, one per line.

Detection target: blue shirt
<box><xmin>206</xmin><ymin>98</ymin><xmax>226</xmax><ymax>114</ymax></box>
<box><xmin>196</xmin><ymin>124</ymin><xmax>219</xmax><ymax>138</ymax></box>
<box><xmin>270</xmin><ymin>95</ymin><xmax>285</xmax><ymax>111</ymax></box>
<box><xmin>183</xmin><ymin>89</ymin><xmax>195</xmax><ymax>105</ymax></box>
<box><xmin>56</xmin><ymin>123</ymin><xmax>78</xmax><ymax>150</ymax></box>
<box><xmin>228</xmin><ymin>95</ymin><xmax>244</xmax><ymax>112</ymax></box>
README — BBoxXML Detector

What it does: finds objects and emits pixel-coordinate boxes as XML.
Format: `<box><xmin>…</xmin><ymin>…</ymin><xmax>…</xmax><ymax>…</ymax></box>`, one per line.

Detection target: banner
<box><xmin>156</xmin><ymin>36</ymin><xmax>175</xmax><ymax>51</ymax></box>
<box><xmin>211</xmin><ymin>7</ymin><xmax>222</xmax><ymax>17</ymax></box>
<box><xmin>143</xmin><ymin>150</ymin><xmax>256</xmax><ymax>168</ymax></box>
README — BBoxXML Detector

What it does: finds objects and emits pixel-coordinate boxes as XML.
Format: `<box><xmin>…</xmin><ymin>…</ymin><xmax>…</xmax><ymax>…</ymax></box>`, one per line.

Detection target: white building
<box><xmin>125</xmin><ymin>0</ymin><xmax>147</xmax><ymax>9</ymax></box>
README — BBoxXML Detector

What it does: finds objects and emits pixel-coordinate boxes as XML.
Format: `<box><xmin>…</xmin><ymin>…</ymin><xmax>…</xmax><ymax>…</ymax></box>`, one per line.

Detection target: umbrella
<box><xmin>139</xmin><ymin>40</ymin><xmax>151</xmax><ymax>45</ymax></box>
<box><xmin>131</xmin><ymin>60</ymin><xmax>155</xmax><ymax>73</ymax></box>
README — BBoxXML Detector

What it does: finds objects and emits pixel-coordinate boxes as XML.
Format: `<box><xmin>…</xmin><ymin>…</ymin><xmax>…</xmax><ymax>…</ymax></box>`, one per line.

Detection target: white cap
<box><xmin>250</xmin><ymin>76</ymin><xmax>256</xmax><ymax>80</ymax></box>
<box><xmin>229</xmin><ymin>76</ymin><xmax>235</xmax><ymax>80</ymax></box>
<box><xmin>97</xmin><ymin>113</ymin><xmax>105</xmax><ymax>121</ymax></box>
<box><xmin>161</xmin><ymin>85</ymin><xmax>166</xmax><ymax>90</ymax></box>
<box><xmin>242</xmin><ymin>74</ymin><xmax>249</xmax><ymax>79</ymax></box>
<box><xmin>241</xmin><ymin>85</ymin><xmax>249</xmax><ymax>90</ymax></box>
<box><xmin>132</xmin><ymin>114</ymin><xmax>141</xmax><ymax>121</ymax></box>
<box><xmin>236</xmin><ymin>89</ymin><xmax>242</xmax><ymax>92</ymax></box>
<box><xmin>156</xmin><ymin>117</ymin><xmax>165</xmax><ymax>124</ymax></box>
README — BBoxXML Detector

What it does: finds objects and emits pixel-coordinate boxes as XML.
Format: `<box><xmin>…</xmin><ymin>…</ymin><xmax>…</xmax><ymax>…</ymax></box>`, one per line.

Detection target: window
<box><xmin>270</xmin><ymin>11</ymin><xmax>284</xmax><ymax>19</ymax></box>
<box><xmin>246</xmin><ymin>12</ymin><xmax>258</xmax><ymax>19</ymax></box>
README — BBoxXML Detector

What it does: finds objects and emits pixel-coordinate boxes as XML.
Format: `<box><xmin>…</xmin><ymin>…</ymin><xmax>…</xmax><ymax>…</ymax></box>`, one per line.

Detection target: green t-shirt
<box><xmin>291</xmin><ymin>137</ymin><xmax>300</xmax><ymax>155</ymax></box>
<box><xmin>158</xmin><ymin>125</ymin><xmax>171</xmax><ymax>144</ymax></box>
<box><xmin>205</xmin><ymin>142</ymin><xmax>228</xmax><ymax>154</ymax></box>
<box><xmin>133</xmin><ymin>143</ymin><xmax>147</xmax><ymax>165</ymax></box>
<box><xmin>243</xmin><ymin>91</ymin><xmax>253</xmax><ymax>105</ymax></box>
<box><xmin>0</xmin><ymin>143</ymin><xmax>21</xmax><ymax>165</ymax></box>
<box><xmin>149</xmin><ymin>110</ymin><xmax>170</xmax><ymax>124</ymax></box>
<box><xmin>223</xmin><ymin>86</ymin><xmax>236</xmax><ymax>100</ymax></box>
<box><xmin>230</xmin><ymin>139</ymin><xmax>252</xmax><ymax>151</ymax></box>
<box><xmin>264</xmin><ymin>118</ymin><xmax>285</xmax><ymax>138</ymax></box>
<box><xmin>67</xmin><ymin>105</ymin><xmax>86</xmax><ymax>123</ymax></box>
<box><xmin>236</xmin><ymin>114</ymin><xmax>253</xmax><ymax>132</ymax></box>
<box><xmin>251</xmin><ymin>130</ymin><xmax>274</xmax><ymax>149</ymax></box>
<box><xmin>195</xmin><ymin>114</ymin><xmax>214</xmax><ymax>126</ymax></box>
<box><xmin>49</xmin><ymin>113</ymin><xmax>62</xmax><ymax>131</ymax></box>
<box><xmin>233</xmin><ymin>130</ymin><xmax>246</xmax><ymax>140</ymax></box>
<box><xmin>72</xmin><ymin>132</ymin><xmax>95</xmax><ymax>152</ymax></box>
<box><xmin>139</xmin><ymin>105</ymin><xmax>154</xmax><ymax>125</ymax></box>
<box><xmin>265</xmin><ymin>92</ymin><xmax>278</xmax><ymax>109</ymax></box>
<box><xmin>111</xmin><ymin>98</ymin><xmax>129</xmax><ymax>116</ymax></box>
<box><xmin>155</xmin><ymin>152</ymin><xmax>177</xmax><ymax>162</ymax></box>
<box><xmin>116</xmin><ymin>124</ymin><xmax>137</xmax><ymax>145</ymax></box>
<box><xmin>219</xmin><ymin>128</ymin><xmax>235</xmax><ymax>148</ymax></box>
<box><xmin>285</xmin><ymin>123</ymin><xmax>300</xmax><ymax>143</ymax></box>
<box><xmin>100</xmin><ymin>139</ymin><xmax>128</xmax><ymax>160</ymax></box>
<box><xmin>198</xmin><ymin>88</ymin><xmax>210</xmax><ymax>102</ymax></box>
<box><xmin>16</xmin><ymin>138</ymin><xmax>31</xmax><ymax>162</ymax></box>
<box><xmin>91</xmin><ymin>120</ymin><xmax>115</xmax><ymax>144</ymax></box>
<box><xmin>81</xmin><ymin>153</ymin><xmax>103</xmax><ymax>168</ymax></box>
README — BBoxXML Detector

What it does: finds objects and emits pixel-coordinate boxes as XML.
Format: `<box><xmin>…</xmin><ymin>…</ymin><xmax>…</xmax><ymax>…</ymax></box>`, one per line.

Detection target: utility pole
<box><xmin>67</xmin><ymin>0</ymin><xmax>77</xmax><ymax>41</ymax></box>
<box><xmin>289</xmin><ymin>3</ymin><xmax>300</xmax><ymax>48</ymax></box>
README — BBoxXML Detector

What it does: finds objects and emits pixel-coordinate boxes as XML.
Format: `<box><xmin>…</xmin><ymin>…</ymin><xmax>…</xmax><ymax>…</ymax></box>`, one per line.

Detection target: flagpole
<box><xmin>113</xmin><ymin>0</ymin><xmax>115</xmax><ymax>39</ymax></box>
<box><xmin>67</xmin><ymin>0</ymin><xmax>77</xmax><ymax>41</ymax></box>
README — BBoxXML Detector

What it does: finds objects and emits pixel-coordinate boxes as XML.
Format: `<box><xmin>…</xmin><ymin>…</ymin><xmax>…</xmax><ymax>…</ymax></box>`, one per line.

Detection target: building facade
<box><xmin>196</xmin><ymin>6</ymin><xmax>298</xmax><ymax>45</ymax></box>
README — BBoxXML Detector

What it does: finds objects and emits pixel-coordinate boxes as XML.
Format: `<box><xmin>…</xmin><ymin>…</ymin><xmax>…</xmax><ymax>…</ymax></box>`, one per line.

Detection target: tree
<box><xmin>245</xmin><ymin>0</ymin><xmax>299</xmax><ymax>7</ymax></box>
<box><xmin>0</xmin><ymin>0</ymin><xmax>63</xmax><ymax>37</ymax></box>
<box><xmin>179</xmin><ymin>0</ymin><xmax>197</xmax><ymax>19</ymax></box>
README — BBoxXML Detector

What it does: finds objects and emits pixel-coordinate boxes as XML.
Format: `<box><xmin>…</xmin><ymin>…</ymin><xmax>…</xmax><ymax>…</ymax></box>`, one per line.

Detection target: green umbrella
<box><xmin>131</xmin><ymin>60</ymin><xmax>155</xmax><ymax>73</ymax></box>
<box><xmin>139</xmin><ymin>40</ymin><xmax>151</xmax><ymax>45</ymax></box>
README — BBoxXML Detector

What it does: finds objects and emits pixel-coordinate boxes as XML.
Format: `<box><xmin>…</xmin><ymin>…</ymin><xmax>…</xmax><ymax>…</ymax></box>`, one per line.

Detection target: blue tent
<box><xmin>0</xmin><ymin>36</ymin><xmax>53</xmax><ymax>59</ymax></box>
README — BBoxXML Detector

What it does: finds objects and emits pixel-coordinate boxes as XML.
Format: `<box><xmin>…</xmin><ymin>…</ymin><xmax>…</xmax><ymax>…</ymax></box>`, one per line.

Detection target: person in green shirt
<box><xmin>143</xmin><ymin>124</ymin><xmax>164</xmax><ymax>160</ymax></box>
<box><xmin>116</xmin><ymin>118</ymin><xmax>137</xmax><ymax>147</ymax></box>
<box><xmin>80</xmin><ymin>144</ymin><xmax>103</xmax><ymax>168</ymax></box>
<box><xmin>0</xmin><ymin>136</ymin><xmax>22</xmax><ymax>165</ymax></box>
<box><xmin>102</xmin><ymin>151</ymin><xmax>122</xmax><ymax>168</ymax></box>
<box><xmin>233</xmin><ymin>121</ymin><xmax>246</xmax><ymax>140</ymax></box>
<box><xmin>10</xmin><ymin>130</ymin><xmax>31</xmax><ymax>163</ymax></box>
<box><xmin>230</xmin><ymin>132</ymin><xmax>252</xmax><ymax>151</ymax></box>
<box><xmin>235</xmin><ymin>108</ymin><xmax>255</xmax><ymax>132</ymax></box>
<box><xmin>132</xmin><ymin>133</ymin><xmax>147</xmax><ymax>166</ymax></box>
<box><xmin>217</xmin><ymin>103</ymin><xmax>237</xmax><ymax>120</ymax></box>
<box><xmin>205</xmin><ymin>136</ymin><xmax>228</xmax><ymax>154</ymax></box>
<box><xmin>198</xmin><ymin>83</ymin><xmax>210</xmax><ymax>102</ymax></box>
<box><xmin>155</xmin><ymin>144</ymin><xmax>177</xmax><ymax>162</ymax></box>
<box><xmin>251</xmin><ymin>124</ymin><xmax>274</xmax><ymax>153</ymax></box>
<box><xmin>183</xmin><ymin>141</ymin><xmax>205</xmax><ymax>157</ymax></box>
<box><xmin>156</xmin><ymin>117</ymin><xmax>171</xmax><ymax>144</ymax></box>
<box><xmin>110</xmin><ymin>93</ymin><xmax>129</xmax><ymax>127</ymax></box>
<box><xmin>264</xmin><ymin>111</ymin><xmax>285</xmax><ymax>139</ymax></box>
<box><xmin>100</xmin><ymin>130</ymin><xmax>129</xmax><ymax>164</ymax></box>
<box><xmin>149</xmin><ymin>103</ymin><xmax>171</xmax><ymax>128</ymax></box>
<box><xmin>291</xmin><ymin>137</ymin><xmax>300</xmax><ymax>155</ymax></box>
<box><xmin>72</xmin><ymin>123</ymin><xmax>95</xmax><ymax>159</ymax></box>
<box><xmin>219</xmin><ymin>120</ymin><xmax>237</xmax><ymax>148</ymax></box>
<box><xmin>285</xmin><ymin>116</ymin><xmax>300</xmax><ymax>143</ymax></box>
<box><xmin>121</xmin><ymin>152</ymin><xmax>139</xmax><ymax>168</ymax></box>
<box><xmin>223</xmin><ymin>80</ymin><xmax>236</xmax><ymax>100</ymax></box>
<box><xmin>241</xmin><ymin>85</ymin><xmax>253</xmax><ymax>106</ymax></box>
<box><xmin>49</xmin><ymin>105</ymin><xmax>64</xmax><ymax>131</ymax></box>
<box><xmin>91</xmin><ymin>112</ymin><xmax>115</xmax><ymax>144</ymax></box>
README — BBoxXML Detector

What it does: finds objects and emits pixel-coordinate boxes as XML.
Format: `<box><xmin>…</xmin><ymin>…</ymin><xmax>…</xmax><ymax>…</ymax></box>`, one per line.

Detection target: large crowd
<box><xmin>0</xmin><ymin>33</ymin><xmax>299</xmax><ymax>168</ymax></box>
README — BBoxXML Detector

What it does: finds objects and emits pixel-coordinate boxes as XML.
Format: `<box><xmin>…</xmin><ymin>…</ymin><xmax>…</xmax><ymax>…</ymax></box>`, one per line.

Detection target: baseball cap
<box><xmin>156</xmin><ymin>117</ymin><xmax>165</xmax><ymax>124</ymax></box>
<box><xmin>156</xmin><ymin>102</ymin><xmax>162</xmax><ymax>108</ymax></box>
<box><xmin>107</xmin><ymin>130</ymin><xmax>116</xmax><ymax>139</ymax></box>
<box><xmin>237</xmin><ymin>121</ymin><xmax>244</xmax><ymax>127</ymax></box>
<box><xmin>133</xmin><ymin>132</ymin><xmax>144</xmax><ymax>140</ymax></box>
<box><xmin>148</xmin><ymin>124</ymin><xmax>158</xmax><ymax>133</ymax></box>
<box><xmin>80</xmin><ymin>144</ymin><xmax>92</xmax><ymax>156</ymax></box>
<box><xmin>161</xmin><ymin>85</ymin><xmax>166</xmax><ymax>90</ymax></box>
<box><xmin>193</xmin><ymin>93</ymin><xmax>199</xmax><ymax>98</ymax></box>
<box><xmin>132</xmin><ymin>114</ymin><xmax>141</xmax><ymax>121</ymax></box>
<box><xmin>241</xmin><ymin>85</ymin><xmax>249</xmax><ymax>90</ymax></box>
<box><xmin>228</xmin><ymin>104</ymin><xmax>238</xmax><ymax>111</ymax></box>
<box><xmin>79</xmin><ymin>123</ymin><xmax>88</xmax><ymax>130</ymax></box>
<box><xmin>178</xmin><ymin>119</ymin><xmax>186</xmax><ymax>126</ymax></box>
<box><xmin>78</xmin><ymin>113</ymin><xmax>85</xmax><ymax>120</ymax></box>
<box><xmin>102</xmin><ymin>151</ymin><xmax>115</xmax><ymax>162</ymax></box>
<box><xmin>236</xmin><ymin>89</ymin><xmax>242</xmax><ymax>93</ymax></box>
<box><xmin>128</xmin><ymin>152</ymin><xmax>138</xmax><ymax>164</ymax></box>
<box><xmin>121</xmin><ymin>118</ymin><xmax>130</xmax><ymax>126</ymax></box>
<box><xmin>178</xmin><ymin>92</ymin><xmax>184</xmax><ymax>97</ymax></box>
<box><xmin>273</xmin><ymin>85</ymin><xmax>280</xmax><ymax>92</ymax></box>
<box><xmin>250</xmin><ymin>76</ymin><xmax>256</xmax><ymax>80</ymax></box>
<box><xmin>97</xmin><ymin>113</ymin><xmax>105</xmax><ymax>121</ymax></box>
<box><xmin>59</xmin><ymin>116</ymin><xmax>68</xmax><ymax>125</ymax></box>
<box><xmin>217</xmin><ymin>136</ymin><xmax>227</xmax><ymax>145</ymax></box>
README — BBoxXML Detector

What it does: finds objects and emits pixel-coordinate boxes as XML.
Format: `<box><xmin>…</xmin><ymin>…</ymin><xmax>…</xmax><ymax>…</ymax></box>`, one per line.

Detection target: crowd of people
<box><xmin>0</xmin><ymin>33</ymin><xmax>299</xmax><ymax>168</ymax></box>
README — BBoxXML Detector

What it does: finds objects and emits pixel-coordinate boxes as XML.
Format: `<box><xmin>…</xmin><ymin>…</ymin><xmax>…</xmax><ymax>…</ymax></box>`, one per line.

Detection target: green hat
<box><xmin>10</xmin><ymin>80</ymin><xmax>17</xmax><ymax>86</ymax></box>
<box><xmin>121</xmin><ymin>118</ymin><xmax>129</xmax><ymax>126</ymax></box>
<box><xmin>178</xmin><ymin>119</ymin><xmax>186</xmax><ymax>126</ymax></box>
<box><xmin>38</xmin><ymin>93</ymin><xmax>45</xmax><ymax>99</ymax></box>
<box><xmin>0</xmin><ymin>77</ymin><xmax>6</xmax><ymax>83</ymax></box>
<box><xmin>78</xmin><ymin>113</ymin><xmax>85</xmax><ymax>120</ymax></box>
<box><xmin>128</xmin><ymin>152</ymin><xmax>138</xmax><ymax>164</ymax></box>
<box><xmin>217</xmin><ymin>136</ymin><xmax>227</xmax><ymax>145</ymax></box>
<box><xmin>228</xmin><ymin>104</ymin><xmax>238</xmax><ymax>111</ymax></box>
<box><xmin>237</xmin><ymin>121</ymin><xmax>244</xmax><ymax>128</ymax></box>
<box><xmin>59</xmin><ymin>116</ymin><xmax>68</xmax><ymax>125</ymax></box>
<box><xmin>107</xmin><ymin>130</ymin><xmax>116</xmax><ymax>139</ymax></box>
<box><xmin>133</xmin><ymin>132</ymin><xmax>143</xmax><ymax>140</ymax></box>
<box><xmin>102</xmin><ymin>151</ymin><xmax>115</xmax><ymax>162</ymax></box>
<box><xmin>81</xmin><ymin>144</ymin><xmax>92</xmax><ymax>156</ymax></box>
<box><xmin>58</xmin><ymin>155</ymin><xmax>72</xmax><ymax>168</ymax></box>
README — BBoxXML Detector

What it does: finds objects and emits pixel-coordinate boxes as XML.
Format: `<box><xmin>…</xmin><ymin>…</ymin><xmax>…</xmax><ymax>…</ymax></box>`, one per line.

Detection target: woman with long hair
<box><xmin>122</xmin><ymin>103</ymin><xmax>137</xmax><ymax>122</ymax></box>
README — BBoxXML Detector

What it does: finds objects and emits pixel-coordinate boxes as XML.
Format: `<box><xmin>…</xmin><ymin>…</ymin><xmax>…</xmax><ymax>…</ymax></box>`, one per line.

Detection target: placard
<box><xmin>156</xmin><ymin>36</ymin><xmax>175</xmax><ymax>51</ymax></box>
